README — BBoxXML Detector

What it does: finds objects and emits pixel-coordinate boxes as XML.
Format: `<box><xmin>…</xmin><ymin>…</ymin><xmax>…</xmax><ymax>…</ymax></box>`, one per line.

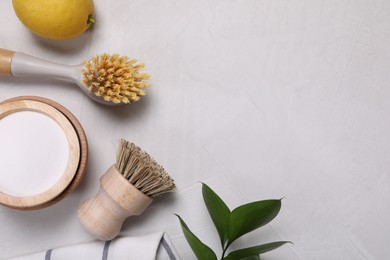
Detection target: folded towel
<box><xmin>9</xmin><ymin>232</ymin><xmax>179</xmax><ymax>260</ymax></box>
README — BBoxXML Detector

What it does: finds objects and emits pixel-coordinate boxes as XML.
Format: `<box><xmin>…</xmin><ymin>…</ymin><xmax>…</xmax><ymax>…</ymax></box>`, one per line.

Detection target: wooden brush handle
<box><xmin>0</xmin><ymin>48</ymin><xmax>15</xmax><ymax>76</ymax></box>
<box><xmin>78</xmin><ymin>165</ymin><xmax>153</xmax><ymax>241</ymax></box>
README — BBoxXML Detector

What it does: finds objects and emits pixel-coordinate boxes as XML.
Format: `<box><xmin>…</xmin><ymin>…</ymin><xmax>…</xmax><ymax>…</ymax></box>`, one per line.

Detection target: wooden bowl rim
<box><xmin>0</xmin><ymin>99</ymin><xmax>80</xmax><ymax>208</ymax></box>
<box><xmin>1</xmin><ymin>96</ymin><xmax>88</xmax><ymax>210</ymax></box>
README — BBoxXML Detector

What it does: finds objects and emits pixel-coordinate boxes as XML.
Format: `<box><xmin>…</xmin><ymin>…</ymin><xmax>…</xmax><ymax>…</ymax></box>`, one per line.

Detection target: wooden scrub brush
<box><xmin>78</xmin><ymin>139</ymin><xmax>176</xmax><ymax>241</ymax></box>
<box><xmin>0</xmin><ymin>48</ymin><xmax>149</xmax><ymax>105</ymax></box>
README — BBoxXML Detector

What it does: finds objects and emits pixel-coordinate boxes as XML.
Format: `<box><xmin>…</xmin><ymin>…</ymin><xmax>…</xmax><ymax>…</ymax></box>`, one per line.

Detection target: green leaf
<box><xmin>228</xmin><ymin>200</ymin><xmax>281</xmax><ymax>244</ymax></box>
<box><xmin>176</xmin><ymin>214</ymin><xmax>217</xmax><ymax>260</ymax></box>
<box><xmin>202</xmin><ymin>183</ymin><xmax>231</xmax><ymax>247</ymax></box>
<box><xmin>241</xmin><ymin>256</ymin><xmax>260</xmax><ymax>260</ymax></box>
<box><xmin>224</xmin><ymin>241</ymin><xmax>291</xmax><ymax>260</ymax></box>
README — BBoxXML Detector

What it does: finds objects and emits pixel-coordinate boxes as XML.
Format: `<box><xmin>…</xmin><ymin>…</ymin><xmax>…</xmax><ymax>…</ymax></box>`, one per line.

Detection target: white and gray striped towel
<box><xmin>9</xmin><ymin>232</ymin><xmax>179</xmax><ymax>260</ymax></box>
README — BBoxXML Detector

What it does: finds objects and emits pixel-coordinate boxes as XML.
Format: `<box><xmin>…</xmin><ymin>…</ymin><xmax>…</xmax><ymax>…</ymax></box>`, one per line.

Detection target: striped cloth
<box><xmin>9</xmin><ymin>233</ymin><xmax>179</xmax><ymax>260</ymax></box>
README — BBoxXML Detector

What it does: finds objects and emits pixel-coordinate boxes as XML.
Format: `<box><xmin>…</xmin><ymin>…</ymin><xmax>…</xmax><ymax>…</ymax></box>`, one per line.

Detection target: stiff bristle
<box><xmin>115</xmin><ymin>139</ymin><xmax>176</xmax><ymax>198</ymax></box>
<box><xmin>81</xmin><ymin>54</ymin><xmax>150</xmax><ymax>104</ymax></box>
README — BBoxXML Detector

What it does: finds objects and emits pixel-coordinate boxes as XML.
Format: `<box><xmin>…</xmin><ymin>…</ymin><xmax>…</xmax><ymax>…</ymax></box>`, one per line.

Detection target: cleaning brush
<box><xmin>78</xmin><ymin>139</ymin><xmax>175</xmax><ymax>240</ymax></box>
<box><xmin>0</xmin><ymin>48</ymin><xmax>149</xmax><ymax>105</ymax></box>
<box><xmin>115</xmin><ymin>140</ymin><xmax>175</xmax><ymax>197</ymax></box>
<box><xmin>81</xmin><ymin>54</ymin><xmax>149</xmax><ymax>104</ymax></box>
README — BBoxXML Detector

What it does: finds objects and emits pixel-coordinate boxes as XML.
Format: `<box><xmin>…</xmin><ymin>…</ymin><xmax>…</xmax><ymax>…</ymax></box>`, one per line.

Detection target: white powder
<box><xmin>0</xmin><ymin>111</ymin><xmax>69</xmax><ymax>197</ymax></box>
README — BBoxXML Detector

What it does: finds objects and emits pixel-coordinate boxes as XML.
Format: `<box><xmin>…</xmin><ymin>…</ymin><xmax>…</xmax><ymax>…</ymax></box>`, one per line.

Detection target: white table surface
<box><xmin>1</xmin><ymin>0</ymin><xmax>390</xmax><ymax>259</ymax></box>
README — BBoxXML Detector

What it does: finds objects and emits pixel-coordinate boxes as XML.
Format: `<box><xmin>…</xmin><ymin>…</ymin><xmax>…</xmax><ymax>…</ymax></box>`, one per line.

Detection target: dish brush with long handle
<box><xmin>77</xmin><ymin>139</ymin><xmax>176</xmax><ymax>240</ymax></box>
<box><xmin>0</xmin><ymin>48</ymin><xmax>149</xmax><ymax>105</ymax></box>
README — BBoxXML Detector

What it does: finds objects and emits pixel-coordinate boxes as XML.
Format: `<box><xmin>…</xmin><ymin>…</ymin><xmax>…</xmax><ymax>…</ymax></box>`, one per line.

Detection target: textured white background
<box><xmin>1</xmin><ymin>0</ymin><xmax>390</xmax><ymax>259</ymax></box>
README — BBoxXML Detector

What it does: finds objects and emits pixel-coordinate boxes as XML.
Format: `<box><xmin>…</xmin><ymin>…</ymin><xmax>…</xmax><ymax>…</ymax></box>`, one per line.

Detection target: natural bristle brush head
<box><xmin>78</xmin><ymin>139</ymin><xmax>175</xmax><ymax>241</ymax></box>
<box><xmin>116</xmin><ymin>139</ymin><xmax>176</xmax><ymax>197</ymax></box>
<box><xmin>81</xmin><ymin>54</ymin><xmax>150</xmax><ymax>104</ymax></box>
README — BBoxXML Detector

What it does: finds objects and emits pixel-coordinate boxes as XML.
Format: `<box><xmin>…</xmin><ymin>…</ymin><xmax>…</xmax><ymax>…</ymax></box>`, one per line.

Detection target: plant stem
<box><xmin>88</xmin><ymin>15</ymin><xmax>96</xmax><ymax>24</ymax></box>
<box><xmin>221</xmin><ymin>245</ymin><xmax>229</xmax><ymax>259</ymax></box>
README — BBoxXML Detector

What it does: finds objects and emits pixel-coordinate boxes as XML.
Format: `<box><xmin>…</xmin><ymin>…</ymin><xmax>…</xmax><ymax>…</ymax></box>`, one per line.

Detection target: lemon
<box><xmin>12</xmin><ymin>0</ymin><xmax>95</xmax><ymax>40</ymax></box>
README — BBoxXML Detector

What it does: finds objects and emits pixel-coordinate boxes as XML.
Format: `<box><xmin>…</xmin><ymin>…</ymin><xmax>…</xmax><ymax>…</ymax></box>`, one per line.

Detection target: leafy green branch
<box><xmin>176</xmin><ymin>183</ymin><xmax>291</xmax><ymax>260</ymax></box>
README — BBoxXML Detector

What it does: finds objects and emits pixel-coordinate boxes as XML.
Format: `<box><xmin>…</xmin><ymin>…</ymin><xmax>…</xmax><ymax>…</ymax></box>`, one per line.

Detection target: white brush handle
<box><xmin>0</xmin><ymin>48</ymin><xmax>79</xmax><ymax>81</ymax></box>
<box><xmin>0</xmin><ymin>48</ymin><xmax>120</xmax><ymax>106</ymax></box>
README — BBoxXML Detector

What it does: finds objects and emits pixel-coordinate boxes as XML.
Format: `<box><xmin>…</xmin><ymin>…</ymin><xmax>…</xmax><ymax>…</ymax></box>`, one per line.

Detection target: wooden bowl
<box><xmin>0</xmin><ymin>96</ymin><xmax>88</xmax><ymax>210</ymax></box>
